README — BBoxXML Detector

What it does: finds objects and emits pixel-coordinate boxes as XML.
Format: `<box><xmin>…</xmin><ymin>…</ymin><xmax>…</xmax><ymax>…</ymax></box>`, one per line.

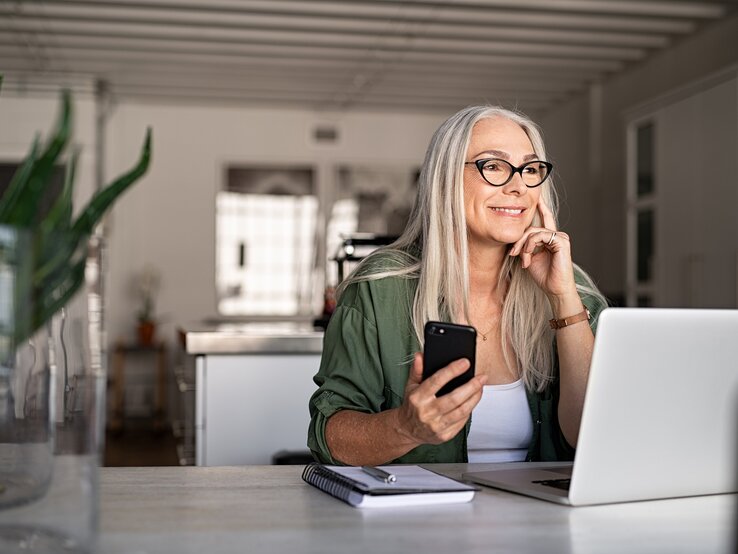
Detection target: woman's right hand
<box><xmin>397</xmin><ymin>353</ymin><xmax>487</xmax><ymax>446</ymax></box>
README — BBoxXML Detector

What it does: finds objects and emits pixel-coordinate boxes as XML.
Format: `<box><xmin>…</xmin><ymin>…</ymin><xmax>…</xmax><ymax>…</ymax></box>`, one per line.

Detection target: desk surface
<box><xmin>100</xmin><ymin>463</ymin><xmax>736</xmax><ymax>554</ymax></box>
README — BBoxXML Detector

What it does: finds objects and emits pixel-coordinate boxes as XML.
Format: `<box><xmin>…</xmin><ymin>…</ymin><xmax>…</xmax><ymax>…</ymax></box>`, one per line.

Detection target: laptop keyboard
<box><xmin>532</xmin><ymin>478</ymin><xmax>571</xmax><ymax>491</ymax></box>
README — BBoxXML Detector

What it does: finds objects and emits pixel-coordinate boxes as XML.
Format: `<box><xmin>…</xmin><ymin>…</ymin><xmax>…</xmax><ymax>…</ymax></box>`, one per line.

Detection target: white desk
<box><xmin>99</xmin><ymin>463</ymin><xmax>736</xmax><ymax>554</ymax></box>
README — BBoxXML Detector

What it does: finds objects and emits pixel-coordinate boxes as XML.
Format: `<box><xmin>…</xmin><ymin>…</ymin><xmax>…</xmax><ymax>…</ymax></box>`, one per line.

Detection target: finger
<box><xmin>510</xmin><ymin>226</ymin><xmax>567</xmax><ymax>257</ymax></box>
<box><xmin>537</xmin><ymin>196</ymin><xmax>557</xmax><ymax>231</ymax></box>
<box><xmin>522</xmin><ymin>231</ymin><xmax>552</xmax><ymax>254</ymax></box>
<box><xmin>435</xmin><ymin>373</ymin><xmax>486</xmax><ymax>414</ymax></box>
<box><xmin>519</xmin><ymin>231</ymin><xmax>552</xmax><ymax>268</ymax></box>
<box><xmin>422</xmin><ymin>358</ymin><xmax>471</xmax><ymax>396</ymax></box>
<box><xmin>521</xmin><ymin>231</ymin><xmax>570</xmax><ymax>268</ymax></box>
<box><xmin>437</xmin><ymin>385</ymin><xmax>485</xmax><ymax>433</ymax></box>
<box><xmin>517</xmin><ymin>231</ymin><xmax>539</xmax><ymax>267</ymax></box>
<box><xmin>509</xmin><ymin>226</ymin><xmax>545</xmax><ymax>256</ymax></box>
<box><xmin>524</xmin><ymin>230</ymin><xmax>570</xmax><ymax>253</ymax></box>
<box><xmin>406</xmin><ymin>352</ymin><xmax>424</xmax><ymax>386</ymax></box>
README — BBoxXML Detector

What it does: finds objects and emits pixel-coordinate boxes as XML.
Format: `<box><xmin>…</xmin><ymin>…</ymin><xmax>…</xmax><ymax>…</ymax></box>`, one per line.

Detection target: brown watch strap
<box><xmin>549</xmin><ymin>308</ymin><xmax>591</xmax><ymax>330</ymax></box>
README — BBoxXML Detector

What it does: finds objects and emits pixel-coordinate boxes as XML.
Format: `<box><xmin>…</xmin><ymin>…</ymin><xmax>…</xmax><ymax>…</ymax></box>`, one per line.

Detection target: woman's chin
<box><xmin>493</xmin><ymin>231</ymin><xmax>525</xmax><ymax>246</ymax></box>
<box><xmin>469</xmin><ymin>225</ymin><xmax>527</xmax><ymax>247</ymax></box>
<box><xmin>487</xmin><ymin>223</ymin><xmax>529</xmax><ymax>245</ymax></box>
<box><xmin>471</xmin><ymin>234</ymin><xmax>524</xmax><ymax>248</ymax></box>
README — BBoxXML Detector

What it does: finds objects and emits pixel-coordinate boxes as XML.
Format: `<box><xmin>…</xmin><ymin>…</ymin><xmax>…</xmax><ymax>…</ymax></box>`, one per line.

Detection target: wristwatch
<box><xmin>549</xmin><ymin>308</ymin><xmax>591</xmax><ymax>330</ymax></box>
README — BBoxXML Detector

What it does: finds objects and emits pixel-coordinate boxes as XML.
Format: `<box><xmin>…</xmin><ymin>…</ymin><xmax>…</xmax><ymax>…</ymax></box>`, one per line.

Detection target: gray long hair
<box><xmin>338</xmin><ymin>105</ymin><xmax>605</xmax><ymax>392</ymax></box>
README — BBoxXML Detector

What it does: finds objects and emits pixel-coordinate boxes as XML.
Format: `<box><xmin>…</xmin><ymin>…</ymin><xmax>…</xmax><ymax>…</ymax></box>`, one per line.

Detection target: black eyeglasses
<box><xmin>464</xmin><ymin>158</ymin><xmax>553</xmax><ymax>188</ymax></box>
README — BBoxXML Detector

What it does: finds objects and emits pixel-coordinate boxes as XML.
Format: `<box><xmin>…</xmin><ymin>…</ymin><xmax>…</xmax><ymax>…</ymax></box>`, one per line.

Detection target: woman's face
<box><xmin>463</xmin><ymin>116</ymin><xmax>542</xmax><ymax>248</ymax></box>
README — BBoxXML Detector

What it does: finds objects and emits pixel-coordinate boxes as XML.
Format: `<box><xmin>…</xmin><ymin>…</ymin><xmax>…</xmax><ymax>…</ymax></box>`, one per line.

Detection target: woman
<box><xmin>308</xmin><ymin>105</ymin><xmax>607</xmax><ymax>466</ymax></box>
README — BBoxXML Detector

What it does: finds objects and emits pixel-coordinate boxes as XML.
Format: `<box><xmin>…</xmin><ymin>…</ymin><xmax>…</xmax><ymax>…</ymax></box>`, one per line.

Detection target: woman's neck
<box><xmin>467</xmin><ymin>240</ymin><xmax>508</xmax><ymax>302</ymax></box>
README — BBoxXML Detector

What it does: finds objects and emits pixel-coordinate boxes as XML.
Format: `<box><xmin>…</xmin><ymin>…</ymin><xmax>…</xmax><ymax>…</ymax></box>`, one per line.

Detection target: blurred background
<box><xmin>1</xmin><ymin>0</ymin><xmax>737</xmax><ymax>466</ymax></box>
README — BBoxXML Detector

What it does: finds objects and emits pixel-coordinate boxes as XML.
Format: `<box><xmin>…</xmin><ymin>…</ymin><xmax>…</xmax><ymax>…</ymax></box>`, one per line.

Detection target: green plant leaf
<box><xmin>0</xmin><ymin>135</ymin><xmax>41</xmax><ymax>223</ymax></box>
<box><xmin>7</xmin><ymin>230</ymin><xmax>35</xmax><ymax>352</ymax></box>
<box><xmin>71</xmin><ymin>127</ymin><xmax>151</xmax><ymax>237</ymax></box>
<box><xmin>28</xmin><ymin>256</ymin><xmax>87</xmax><ymax>342</ymax></box>
<box><xmin>33</xmin><ymin>232</ymin><xmax>78</xmax><ymax>294</ymax></box>
<box><xmin>32</xmin><ymin>147</ymin><xmax>80</xmax><ymax>287</ymax></box>
<box><xmin>42</xmin><ymin>146</ymin><xmax>77</xmax><ymax>232</ymax></box>
<box><xmin>1</xmin><ymin>88</ymin><xmax>153</xmax><ymax>346</ymax></box>
<box><xmin>0</xmin><ymin>90</ymin><xmax>72</xmax><ymax>226</ymax></box>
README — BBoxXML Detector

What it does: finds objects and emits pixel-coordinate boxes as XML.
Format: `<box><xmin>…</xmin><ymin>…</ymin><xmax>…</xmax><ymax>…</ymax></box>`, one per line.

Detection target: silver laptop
<box><xmin>464</xmin><ymin>308</ymin><xmax>738</xmax><ymax>506</ymax></box>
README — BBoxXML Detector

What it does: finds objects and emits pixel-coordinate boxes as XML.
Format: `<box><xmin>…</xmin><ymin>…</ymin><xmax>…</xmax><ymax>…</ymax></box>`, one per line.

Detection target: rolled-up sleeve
<box><xmin>307</xmin><ymin>284</ymin><xmax>387</xmax><ymax>464</ymax></box>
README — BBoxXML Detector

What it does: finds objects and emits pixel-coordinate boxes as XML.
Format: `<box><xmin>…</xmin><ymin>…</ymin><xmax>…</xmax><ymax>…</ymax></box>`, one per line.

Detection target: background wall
<box><xmin>104</xmin><ymin>103</ymin><xmax>445</xmax><ymax>346</ymax></box>
<box><xmin>540</xmin><ymin>12</ymin><xmax>738</xmax><ymax>303</ymax></box>
<box><xmin>537</xmin><ymin>94</ymin><xmax>596</xmax><ymax>275</ymax></box>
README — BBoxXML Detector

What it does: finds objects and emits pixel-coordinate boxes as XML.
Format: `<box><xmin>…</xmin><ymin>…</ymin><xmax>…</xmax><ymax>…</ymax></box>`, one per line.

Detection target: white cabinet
<box><xmin>195</xmin><ymin>353</ymin><xmax>320</xmax><ymax>466</ymax></box>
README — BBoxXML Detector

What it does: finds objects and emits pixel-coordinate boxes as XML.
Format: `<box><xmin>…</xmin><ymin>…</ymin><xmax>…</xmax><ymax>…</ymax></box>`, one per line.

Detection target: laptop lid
<box><xmin>568</xmin><ymin>308</ymin><xmax>738</xmax><ymax>505</ymax></box>
<box><xmin>465</xmin><ymin>308</ymin><xmax>738</xmax><ymax>506</ymax></box>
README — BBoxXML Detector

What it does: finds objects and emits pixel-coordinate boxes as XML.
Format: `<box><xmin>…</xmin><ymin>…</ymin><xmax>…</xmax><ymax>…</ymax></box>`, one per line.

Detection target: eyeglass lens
<box><xmin>479</xmin><ymin>159</ymin><xmax>550</xmax><ymax>187</ymax></box>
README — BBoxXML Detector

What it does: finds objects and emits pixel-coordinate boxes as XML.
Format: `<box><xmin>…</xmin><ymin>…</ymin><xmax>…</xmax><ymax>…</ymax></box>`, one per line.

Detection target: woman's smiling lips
<box><xmin>488</xmin><ymin>206</ymin><xmax>527</xmax><ymax>217</ymax></box>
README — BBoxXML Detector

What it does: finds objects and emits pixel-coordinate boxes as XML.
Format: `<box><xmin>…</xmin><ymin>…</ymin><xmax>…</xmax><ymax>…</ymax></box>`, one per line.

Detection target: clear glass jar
<box><xmin>0</xmin><ymin>227</ymin><xmax>104</xmax><ymax>553</ymax></box>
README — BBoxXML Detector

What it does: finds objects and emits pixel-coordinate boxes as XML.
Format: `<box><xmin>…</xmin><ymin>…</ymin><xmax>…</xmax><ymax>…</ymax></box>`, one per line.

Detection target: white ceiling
<box><xmin>0</xmin><ymin>0</ymin><xmax>735</xmax><ymax>115</ymax></box>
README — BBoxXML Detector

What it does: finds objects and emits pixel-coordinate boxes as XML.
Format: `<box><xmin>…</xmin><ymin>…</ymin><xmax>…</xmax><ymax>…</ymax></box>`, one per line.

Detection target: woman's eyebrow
<box><xmin>471</xmin><ymin>149</ymin><xmax>538</xmax><ymax>161</ymax></box>
<box><xmin>472</xmin><ymin>149</ymin><xmax>508</xmax><ymax>159</ymax></box>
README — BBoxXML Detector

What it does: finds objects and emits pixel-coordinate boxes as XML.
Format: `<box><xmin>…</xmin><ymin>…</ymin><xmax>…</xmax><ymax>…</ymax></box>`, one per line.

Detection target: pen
<box><xmin>361</xmin><ymin>465</ymin><xmax>397</xmax><ymax>483</ymax></box>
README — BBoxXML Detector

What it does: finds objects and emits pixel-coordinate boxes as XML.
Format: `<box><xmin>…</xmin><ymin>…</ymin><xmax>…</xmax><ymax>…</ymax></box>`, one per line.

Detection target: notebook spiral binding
<box><xmin>302</xmin><ymin>463</ymin><xmax>360</xmax><ymax>503</ymax></box>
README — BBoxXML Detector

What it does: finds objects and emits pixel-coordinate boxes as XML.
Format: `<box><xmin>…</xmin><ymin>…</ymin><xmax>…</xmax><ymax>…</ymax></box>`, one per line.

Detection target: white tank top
<box><xmin>467</xmin><ymin>378</ymin><xmax>533</xmax><ymax>463</ymax></box>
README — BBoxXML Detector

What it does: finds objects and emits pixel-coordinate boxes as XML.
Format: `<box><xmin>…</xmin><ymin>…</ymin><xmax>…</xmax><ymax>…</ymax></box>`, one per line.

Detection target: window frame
<box><xmin>626</xmin><ymin>117</ymin><xmax>658</xmax><ymax>307</ymax></box>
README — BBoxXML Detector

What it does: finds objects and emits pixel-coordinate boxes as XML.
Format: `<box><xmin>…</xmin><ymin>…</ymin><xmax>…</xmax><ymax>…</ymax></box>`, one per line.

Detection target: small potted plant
<box><xmin>135</xmin><ymin>264</ymin><xmax>161</xmax><ymax>346</ymax></box>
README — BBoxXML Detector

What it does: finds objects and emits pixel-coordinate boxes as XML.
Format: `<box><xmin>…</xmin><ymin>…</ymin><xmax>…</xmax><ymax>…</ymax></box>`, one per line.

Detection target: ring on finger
<box><xmin>547</xmin><ymin>232</ymin><xmax>557</xmax><ymax>246</ymax></box>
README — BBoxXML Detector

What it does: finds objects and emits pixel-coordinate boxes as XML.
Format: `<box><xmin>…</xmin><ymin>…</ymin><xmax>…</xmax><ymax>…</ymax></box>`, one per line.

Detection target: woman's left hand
<box><xmin>508</xmin><ymin>197</ymin><xmax>577</xmax><ymax>299</ymax></box>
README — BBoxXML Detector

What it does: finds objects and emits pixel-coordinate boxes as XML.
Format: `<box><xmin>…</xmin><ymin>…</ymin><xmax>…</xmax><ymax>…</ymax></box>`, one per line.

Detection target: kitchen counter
<box><xmin>176</xmin><ymin>321</ymin><xmax>323</xmax><ymax>465</ymax></box>
<box><xmin>181</xmin><ymin>321</ymin><xmax>324</xmax><ymax>354</ymax></box>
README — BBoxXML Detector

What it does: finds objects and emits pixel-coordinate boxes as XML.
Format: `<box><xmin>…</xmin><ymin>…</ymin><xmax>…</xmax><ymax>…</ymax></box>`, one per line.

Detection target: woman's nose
<box><xmin>500</xmin><ymin>171</ymin><xmax>528</xmax><ymax>195</ymax></box>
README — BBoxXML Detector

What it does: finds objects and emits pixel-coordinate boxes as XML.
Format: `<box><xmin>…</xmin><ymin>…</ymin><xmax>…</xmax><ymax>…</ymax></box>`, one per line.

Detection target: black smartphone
<box><xmin>422</xmin><ymin>321</ymin><xmax>477</xmax><ymax>396</ymax></box>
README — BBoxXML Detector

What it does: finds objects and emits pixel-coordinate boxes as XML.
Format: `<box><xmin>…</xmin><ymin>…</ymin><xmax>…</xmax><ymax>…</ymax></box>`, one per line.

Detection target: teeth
<box><xmin>492</xmin><ymin>208</ymin><xmax>523</xmax><ymax>214</ymax></box>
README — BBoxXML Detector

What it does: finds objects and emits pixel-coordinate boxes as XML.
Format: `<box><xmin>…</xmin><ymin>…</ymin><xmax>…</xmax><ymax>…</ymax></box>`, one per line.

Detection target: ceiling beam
<box><xmin>107</xmin><ymin>83</ymin><xmax>555</xmax><ymax>110</ymax></box>
<box><xmin>1</xmin><ymin>5</ymin><xmax>673</xmax><ymax>48</ymax></box>
<box><xmin>0</xmin><ymin>62</ymin><xmax>587</xmax><ymax>95</ymax></box>
<box><xmin>3</xmin><ymin>18</ymin><xmax>647</xmax><ymax>61</ymax></box>
<box><xmin>31</xmin><ymin>0</ymin><xmax>701</xmax><ymax>33</ymax></box>
<box><xmin>365</xmin><ymin>0</ymin><xmax>727</xmax><ymax>18</ymax></box>
<box><xmin>0</xmin><ymin>34</ymin><xmax>626</xmax><ymax>72</ymax></box>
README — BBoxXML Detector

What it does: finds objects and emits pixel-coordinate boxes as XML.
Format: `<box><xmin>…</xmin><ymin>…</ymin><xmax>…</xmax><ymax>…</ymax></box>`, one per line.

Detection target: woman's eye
<box><xmin>524</xmin><ymin>166</ymin><xmax>540</xmax><ymax>174</ymax></box>
<box><xmin>483</xmin><ymin>163</ymin><xmax>501</xmax><ymax>171</ymax></box>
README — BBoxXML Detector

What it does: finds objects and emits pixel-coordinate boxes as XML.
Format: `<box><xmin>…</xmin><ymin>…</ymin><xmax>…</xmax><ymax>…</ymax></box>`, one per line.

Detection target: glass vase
<box><xmin>0</xmin><ymin>227</ymin><xmax>105</xmax><ymax>553</ymax></box>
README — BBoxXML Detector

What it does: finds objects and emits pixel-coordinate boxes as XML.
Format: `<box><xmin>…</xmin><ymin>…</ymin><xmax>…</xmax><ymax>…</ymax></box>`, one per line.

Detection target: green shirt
<box><xmin>308</xmin><ymin>257</ymin><xmax>605</xmax><ymax>465</ymax></box>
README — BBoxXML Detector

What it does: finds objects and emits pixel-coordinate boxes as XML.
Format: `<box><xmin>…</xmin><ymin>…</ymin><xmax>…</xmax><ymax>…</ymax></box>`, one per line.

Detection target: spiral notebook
<box><xmin>302</xmin><ymin>463</ymin><xmax>477</xmax><ymax>508</ymax></box>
